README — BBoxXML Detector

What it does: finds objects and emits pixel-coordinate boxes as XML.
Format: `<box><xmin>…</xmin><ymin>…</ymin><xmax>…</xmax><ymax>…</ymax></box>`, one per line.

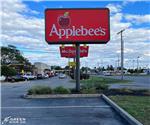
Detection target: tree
<box><xmin>109</xmin><ymin>65</ymin><xmax>114</xmax><ymax>71</ymax></box>
<box><xmin>1</xmin><ymin>45</ymin><xmax>32</xmax><ymax>73</ymax></box>
<box><xmin>51</xmin><ymin>66</ymin><xmax>62</xmax><ymax>70</ymax></box>
<box><xmin>1</xmin><ymin>66</ymin><xmax>17</xmax><ymax>76</ymax></box>
<box><xmin>1</xmin><ymin>46</ymin><xmax>31</xmax><ymax>65</ymax></box>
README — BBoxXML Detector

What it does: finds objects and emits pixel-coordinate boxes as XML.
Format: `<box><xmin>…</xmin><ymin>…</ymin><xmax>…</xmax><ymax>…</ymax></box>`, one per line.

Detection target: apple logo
<box><xmin>58</xmin><ymin>12</ymin><xmax>70</xmax><ymax>28</ymax></box>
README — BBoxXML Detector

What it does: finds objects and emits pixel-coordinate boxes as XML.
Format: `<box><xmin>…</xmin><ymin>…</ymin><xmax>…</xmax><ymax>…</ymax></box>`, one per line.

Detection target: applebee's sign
<box><xmin>45</xmin><ymin>8</ymin><xmax>110</xmax><ymax>44</ymax></box>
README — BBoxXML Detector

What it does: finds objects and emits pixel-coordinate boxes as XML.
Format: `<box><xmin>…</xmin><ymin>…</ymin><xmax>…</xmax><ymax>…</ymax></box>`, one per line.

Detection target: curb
<box><xmin>102</xmin><ymin>94</ymin><xmax>143</xmax><ymax>125</ymax></box>
<box><xmin>24</xmin><ymin>94</ymin><xmax>101</xmax><ymax>99</ymax></box>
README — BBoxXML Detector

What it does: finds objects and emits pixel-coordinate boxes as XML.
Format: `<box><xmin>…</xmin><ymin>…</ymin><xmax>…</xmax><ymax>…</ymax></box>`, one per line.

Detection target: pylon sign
<box><xmin>60</xmin><ymin>46</ymin><xmax>89</xmax><ymax>58</ymax></box>
<box><xmin>45</xmin><ymin>8</ymin><xmax>110</xmax><ymax>44</ymax></box>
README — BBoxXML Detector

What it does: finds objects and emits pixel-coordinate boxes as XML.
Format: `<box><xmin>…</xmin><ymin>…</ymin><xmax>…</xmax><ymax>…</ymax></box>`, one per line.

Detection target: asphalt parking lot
<box><xmin>2</xmin><ymin>75</ymin><xmax>144</xmax><ymax>125</ymax></box>
<box><xmin>1</xmin><ymin>97</ymin><xmax>130</xmax><ymax>125</ymax></box>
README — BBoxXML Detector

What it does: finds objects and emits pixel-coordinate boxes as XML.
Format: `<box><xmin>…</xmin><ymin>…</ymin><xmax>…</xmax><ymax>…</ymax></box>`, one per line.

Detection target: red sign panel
<box><xmin>45</xmin><ymin>8</ymin><xmax>110</xmax><ymax>44</ymax></box>
<box><xmin>60</xmin><ymin>46</ymin><xmax>89</xmax><ymax>58</ymax></box>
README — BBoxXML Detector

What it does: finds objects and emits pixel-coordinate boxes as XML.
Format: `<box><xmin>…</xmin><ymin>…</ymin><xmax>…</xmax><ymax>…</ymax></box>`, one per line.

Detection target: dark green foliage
<box><xmin>1</xmin><ymin>46</ymin><xmax>32</xmax><ymax>73</ymax></box>
<box><xmin>1</xmin><ymin>65</ymin><xmax>17</xmax><ymax>76</ymax></box>
<box><xmin>28</xmin><ymin>86</ymin><xmax>52</xmax><ymax>95</ymax></box>
<box><xmin>53</xmin><ymin>86</ymin><xmax>71</xmax><ymax>94</ymax></box>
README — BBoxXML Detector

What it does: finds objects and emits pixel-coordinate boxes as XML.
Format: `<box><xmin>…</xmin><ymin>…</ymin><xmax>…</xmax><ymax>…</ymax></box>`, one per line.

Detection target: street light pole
<box><xmin>133</xmin><ymin>60</ymin><xmax>135</xmax><ymax>70</ymax></box>
<box><xmin>117</xmin><ymin>29</ymin><xmax>125</xmax><ymax>80</ymax></box>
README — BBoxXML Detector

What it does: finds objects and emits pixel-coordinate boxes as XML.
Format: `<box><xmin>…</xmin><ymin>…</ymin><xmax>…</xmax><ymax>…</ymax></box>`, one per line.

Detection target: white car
<box><xmin>23</xmin><ymin>74</ymin><xmax>37</xmax><ymax>80</ymax></box>
<box><xmin>0</xmin><ymin>76</ymin><xmax>6</xmax><ymax>81</ymax></box>
<box><xmin>59</xmin><ymin>74</ymin><xmax>67</xmax><ymax>79</ymax></box>
<box><xmin>44</xmin><ymin>74</ymin><xmax>49</xmax><ymax>78</ymax></box>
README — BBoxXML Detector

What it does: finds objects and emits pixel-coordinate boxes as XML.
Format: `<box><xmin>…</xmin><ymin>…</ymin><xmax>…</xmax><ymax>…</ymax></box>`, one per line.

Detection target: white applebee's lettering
<box><xmin>49</xmin><ymin>24</ymin><xmax>106</xmax><ymax>39</ymax></box>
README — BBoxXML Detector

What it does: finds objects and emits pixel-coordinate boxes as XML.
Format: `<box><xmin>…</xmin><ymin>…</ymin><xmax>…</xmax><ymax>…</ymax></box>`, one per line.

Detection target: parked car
<box><xmin>7</xmin><ymin>75</ymin><xmax>25</xmax><ymax>82</ymax></box>
<box><xmin>23</xmin><ymin>74</ymin><xmax>37</xmax><ymax>80</ymax></box>
<box><xmin>44</xmin><ymin>74</ymin><xmax>49</xmax><ymax>78</ymax></box>
<box><xmin>0</xmin><ymin>76</ymin><xmax>6</xmax><ymax>81</ymax></box>
<box><xmin>70</xmin><ymin>73</ymin><xmax>90</xmax><ymax>80</ymax></box>
<box><xmin>37</xmin><ymin>74</ymin><xmax>43</xmax><ymax>79</ymax></box>
<box><xmin>59</xmin><ymin>74</ymin><xmax>67</xmax><ymax>79</ymax></box>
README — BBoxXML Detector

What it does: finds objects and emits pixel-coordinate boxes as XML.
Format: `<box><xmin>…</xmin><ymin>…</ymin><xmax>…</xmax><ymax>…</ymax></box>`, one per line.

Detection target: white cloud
<box><xmin>106</xmin><ymin>4</ymin><xmax>122</xmax><ymax>14</ymax></box>
<box><xmin>125</xmin><ymin>14</ymin><xmax>150</xmax><ymax>24</ymax></box>
<box><xmin>1</xmin><ymin>0</ymin><xmax>150</xmax><ymax>68</ymax></box>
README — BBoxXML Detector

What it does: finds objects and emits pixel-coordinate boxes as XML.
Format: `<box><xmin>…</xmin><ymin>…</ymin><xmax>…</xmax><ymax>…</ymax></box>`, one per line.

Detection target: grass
<box><xmin>109</xmin><ymin>95</ymin><xmax>150</xmax><ymax>125</ymax></box>
<box><xmin>80</xmin><ymin>76</ymin><xmax>130</xmax><ymax>84</ymax></box>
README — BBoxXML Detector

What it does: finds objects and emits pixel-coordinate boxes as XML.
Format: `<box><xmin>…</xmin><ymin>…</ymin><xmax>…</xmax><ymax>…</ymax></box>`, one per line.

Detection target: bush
<box><xmin>53</xmin><ymin>86</ymin><xmax>71</xmax><ymax>94</ymax></box>
<box><xmin>28</xmin><ymin>86</ymin><xmax>52</xmax><ymax>95</ymax></box>
<box><xmin>81</xmin><ymin>88</ymin><xmax>96</xmax><ymax>94</ymax></box>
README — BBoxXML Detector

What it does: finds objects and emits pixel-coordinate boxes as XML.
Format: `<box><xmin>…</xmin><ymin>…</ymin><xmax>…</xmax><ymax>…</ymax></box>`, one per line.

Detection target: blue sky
<box><xmin>23</xmin><ymin>1</ymin><xmax>150</xmax><ymax>15</ymax></box>
<box><xmin>23</xmin><ymin>1</ymin><xmax>150</xmax><ymax>28</ymax></box>
<box><xmin>1</xmin><ymin>0</ymin><xmax>150</xmax><ymax>68</ymax></box>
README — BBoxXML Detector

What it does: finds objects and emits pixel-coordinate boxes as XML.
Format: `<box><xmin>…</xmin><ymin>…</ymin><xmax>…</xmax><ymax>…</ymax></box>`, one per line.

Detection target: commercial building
<box><xmin>34</xmin><ymin>62</ymin><xmax>51</xmax><ymax>75</ymax></box>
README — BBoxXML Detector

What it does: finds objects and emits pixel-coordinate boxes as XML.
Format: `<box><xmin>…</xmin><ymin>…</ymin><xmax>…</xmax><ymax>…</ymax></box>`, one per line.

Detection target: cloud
<box><xmin>125</xmin><ymin>14</ymin><xmax>150</xmax><ymax>24</ymax></box>
<box><xmin>1</xmin><ymin>0</ymin><xmax>150</xmax><ymax>68</ymax></box>
<box><xmin>106</xmin><ymin>4</ymin><xmax>122</xmax><ymax>14</ymax></box>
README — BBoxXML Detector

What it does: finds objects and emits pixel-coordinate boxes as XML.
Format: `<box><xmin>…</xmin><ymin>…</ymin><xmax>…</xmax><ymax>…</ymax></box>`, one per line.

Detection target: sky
<box><xmin>1</xmin><ymin>0</ymin><xmax>150</xmax><ymax>69</ymax></box>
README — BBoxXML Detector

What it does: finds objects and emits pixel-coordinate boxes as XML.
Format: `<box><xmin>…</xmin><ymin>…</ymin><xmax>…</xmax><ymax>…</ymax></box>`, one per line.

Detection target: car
<box><xmin>37</xmin><ymin>74</ymin><xmax>43</xmax><ymax>79</ymax></box>
<box><xmin>7</xmin><ymin>75</ymin><xmax>25</xmax><ymax>82</ymax></box>
<box><xmin>59</xmin><ymin>74</ymin><xmax>67</xmax><ymax>79</ymax></box>
<box><xmin>23</xmin><ymin>74</ymin><xmax>37</xmax><ymax>80</ymax></box>
<box><xmin>44</xmin><ymin>74</ymin><xmax>49</xmax><ymax>78</ymax></box>
<box><xmin>0</xmin><ymin>76</ymin><xmax>6</xmax><ymax>81</ymax></box>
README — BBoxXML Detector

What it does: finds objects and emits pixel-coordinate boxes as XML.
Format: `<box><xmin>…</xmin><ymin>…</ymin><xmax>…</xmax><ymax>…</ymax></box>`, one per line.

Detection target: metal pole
<box><xmin>133</xmin><ymin>60</ymin><xmax>135</xmax><ymax>70</ymax></box>
<box><xmin>117</xmin><ymin>29</ymin><xmax>125</xmax><ymax>80</ymax></box>
<box><xmin>76</xmin><ymin>44</ymin><xmax>80</xmax><ymax>92</ymax></box>
<box><xmin>137</xmin><ymin>56</ymin><xmax>139</xmax><ymax>70</ymax></box>
<box><xmin>73</xmin><ymin>57</ymin><xmax>76</xmax><ymax>80</ymax></box>
<box><xmin>121</xmin><ymin>32</ymin><xmax>124</xmax><ymax>80</ymax></box>
<box><xmin>137</xmin><ymin>56</ymin><xmax>140</xmax><ymax>73</ymax></box>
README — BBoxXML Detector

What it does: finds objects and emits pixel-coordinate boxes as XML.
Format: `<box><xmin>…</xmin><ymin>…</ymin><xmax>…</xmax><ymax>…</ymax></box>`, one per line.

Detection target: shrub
<box><xmin>28</xmin><ymin>86</ymin><xmax>52</xmax><ymax>95</ymax></box>
<box><xmin>81</xmin><ymin>88</ymin><xmax>96</xmax><ymax>94</ymax></box>
<box><xmin>53</xmin><ymin>86</ymin><xmax>71</xmax><ymax>94</ymax></box>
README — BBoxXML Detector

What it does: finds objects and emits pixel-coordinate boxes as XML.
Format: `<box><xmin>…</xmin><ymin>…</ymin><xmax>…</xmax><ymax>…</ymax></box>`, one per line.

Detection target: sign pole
<box><xmin>74</xmin><ymin>57</ymin><xmax>76</xmax><ymax>80</ymax></box>
<box><xmin>76</xmin><ymin>43</ymin><xmax>80</xmax><ymax>92</ymax></box>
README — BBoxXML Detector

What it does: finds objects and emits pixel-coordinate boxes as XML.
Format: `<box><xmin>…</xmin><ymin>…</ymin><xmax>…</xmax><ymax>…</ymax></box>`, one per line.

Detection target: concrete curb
<box><xmin>102</xmin><ymin>94</ymin><xmax>143</xmax><ymax>125</ymax></box>
<box><xmin>24</xmin><ymin>94</ymin><xmax>101</xmax><ymax>99</ymax></box>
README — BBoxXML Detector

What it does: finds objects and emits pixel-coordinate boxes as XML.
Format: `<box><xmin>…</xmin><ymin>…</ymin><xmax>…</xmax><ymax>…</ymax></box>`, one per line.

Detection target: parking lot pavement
<box><xmin>1</xmin><ymin>97</ymin><xmax>130</xmax><ymax>125</ymax></box>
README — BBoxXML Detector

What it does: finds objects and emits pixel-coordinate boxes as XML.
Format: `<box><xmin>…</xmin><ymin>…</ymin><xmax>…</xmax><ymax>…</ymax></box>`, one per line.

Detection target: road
<box><xmin>99</xmin><ymin>75</ymin><xmax>150</xmax><ymax>89</ymax></box>
<box><xmin>1</xmin><ymin>76</ymin><xmax>131</xmax><ymax>125</ymax></box>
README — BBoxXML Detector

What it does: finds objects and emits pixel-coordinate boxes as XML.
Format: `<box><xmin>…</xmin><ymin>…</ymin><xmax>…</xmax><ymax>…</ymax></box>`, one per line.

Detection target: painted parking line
<box><xmin>1</xmin><ymin>105</ymin><xmax>111</xmax><ymax>109</ymax></box>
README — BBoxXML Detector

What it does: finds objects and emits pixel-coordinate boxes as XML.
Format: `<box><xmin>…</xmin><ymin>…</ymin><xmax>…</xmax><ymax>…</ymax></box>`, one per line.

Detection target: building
<box><xmin>34</xmin><ymin>62</ymin><xmax>51</xmax><ymax>75</ymax></box>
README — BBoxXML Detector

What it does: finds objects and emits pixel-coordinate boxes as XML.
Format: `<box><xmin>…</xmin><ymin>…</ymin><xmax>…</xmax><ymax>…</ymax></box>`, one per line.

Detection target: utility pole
<box><xmin>117</xmin><ymin>55</ymin><xmax>120</xmax><ymax>68</ymax></box>
<box><xmin>117</xmin><ymin>29</ymin><xmax>125</xmax><ymax>80</ymax></box>
<box><xmin>133</xmin><ymin>60</ymin><xmax>135</xmax><ymax>70</ymax></box>
<box><xmin>137</xmin><ymin>56</ymin><xmax>140</xmax><ymax>73</ymax></box>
